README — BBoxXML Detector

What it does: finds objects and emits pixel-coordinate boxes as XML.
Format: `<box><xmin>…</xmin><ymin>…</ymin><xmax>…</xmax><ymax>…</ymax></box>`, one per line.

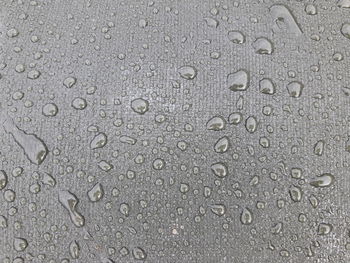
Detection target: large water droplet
<box><xmin>13</xmin><ymin>237</ymin><xmax>28</xmax><ymax>252</ymax></box>
<box><xmin>252</xmin><ymin>38</ymin><xmax>274</xmax><ymax>55</ymax></box>
<box><xmin>206</xmin><ymin>116</ymin><xmax>226</xmax><ymax>131</ymax></box>
<box><xmin>227</xmin><ymin>30</ymin><xmax>245</xmax><ymax>44</ymax></box>
<box><xmin>287</xmin><ymin>81</ymin><xmax>303</xmax><ymax>98</ymax></box>
<box><xmin>58</xmin><ymin>190</ymin><xmax>85</xmax><ymax>227</ymax></box>
<box><xmin>178</xmin><ymin>66</ymin><xmax>197</xmax><ymax>80</ymax></box>
<box><xmin>87</xmin><ymin>183</ymin><xmax>104</xmax><ymax>202</ymax></box>
<box><xmin>310</xmin><ymin>173</ymin><xmax>335</xmax><ymax>188</ymax></box>
<box><xmin>259</xmin><ymin>78</ymin><xmax>275</xmax><ymax>95</ymax></box>
<box><xmin>131</xmin><ymin>98</ymin><xmax>149</xmax><ymax>114</ymax></box>
<box><xmin>211</xmin><ymin>162</ymin><xmax>228</xmax><ymax>178</ymax></box>
<box><xmin>341</xmin><ymin>23</ymin><xmax>350</xmax><ymax>39</ymax></box>
<box><xmin>214</xmin><ymin>136</ymin><xmax>230</xmax><ymax>153</ymax></box>
<box><xmin>227</xmin><ymin>70</ymin><xmax>249</xmax><ymax>91</ymax></box>
<box><xmin>210</xmin><ymin>204</ymin><xmax>226</xmax><ymax>216</ymax></box>
<box><xmin>0</xmin><ymin>170</ymin><xmax>8</xmax><ymax>190</ymax></box>
<box><xmin>270</xmin><ymin>4</ymin><xmax>303</xmax><ymax>35</ymax></box>
<box><xmin>3</xmin><ymin>118</ymin><xmax>48</xmax><ymax>165</ymax></box>
<box><xmin>63</xmin><ymin>77</ymin><xmax>77</xmax><ymax>88</ymax></box>
<box><xmin>90</xmin><ymin>132</ymin><xmax>107</xmax><ymax>149</ymax></box>
<box><xmin>240</xmin><ymin>208</ymin><xmax>253</xmax><ymax>225</ymax></box>
<box><xmin>132</xmin><ymin>247</ymin><xmax>147</xmax><ymax>260</ymax></box>
<box><xmin>245</xmin><ymin>116</ymin><xmax>257</xmax><ymax>133</ymax></box>
<box><xmin>289</xmin><ymin>185</ymin><xmax>302</xmax><ymax>202</ymax></box>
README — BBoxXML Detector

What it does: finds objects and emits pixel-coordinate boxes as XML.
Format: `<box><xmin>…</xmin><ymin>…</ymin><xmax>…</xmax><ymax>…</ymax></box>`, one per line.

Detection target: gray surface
<box><xmin>0</xmin><ymin>0</ymin><xmax>350</xmax><ymax>262</ymax></box>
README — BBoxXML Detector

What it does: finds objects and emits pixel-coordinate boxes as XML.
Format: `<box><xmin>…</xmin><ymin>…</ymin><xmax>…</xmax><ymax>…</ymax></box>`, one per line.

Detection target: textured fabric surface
<box><xmin>1</xmin><ymin>0</ymin><xmax>350</xmax><ymax>262</ymax></box>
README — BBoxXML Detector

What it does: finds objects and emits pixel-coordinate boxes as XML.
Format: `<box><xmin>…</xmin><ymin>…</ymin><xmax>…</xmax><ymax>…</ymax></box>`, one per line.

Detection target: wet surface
<box><xmin>0</xmin><ymin>0</ymin><xmax>350</xmax><ymax>262</ymax></box>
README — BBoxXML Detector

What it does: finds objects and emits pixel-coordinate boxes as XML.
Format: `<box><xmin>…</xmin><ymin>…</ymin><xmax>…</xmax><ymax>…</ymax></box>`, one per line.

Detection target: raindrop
<box><xmin>0</xmin><ymin>170</ymin><xmax>8</xmax><ymax>190</ymax></box>
<box><xmin>245</xmin><ymin>116</ymin><xmax>257</xmax><ymax>133</ymax></box>
<box><xmin>240</xmin><ymin>208</ymin><xmax>253</xmax><ymax>225</ymax></box>
<box><xmin>42</xmin><ymin>103</ymin><xmax>58</xmax><ymax>117</ymax></box>
<box><xmin>131</xmin><ymin>98</ymin><xmax>149</xmax><ymax>114</ymax></box>
<box><xmin>259</xmin><ymin>78</ymin><xmax>275</xmax><ymax>94</ymax></box>
<box><xmin>87</xmin><ymin>183</ymin><xmax>104</xmax><ymax>202</ymax></box>
<box><xmin>341</xmin><ymin>23</ymin><xmax>350</xmax><ymax>39</ymax></box>
<box><xmin>270</xmin><ymin>4</ymin><xmax>303</xmax><ymax>35</ymax></box>
<box><xmin>3</xmin><ymin>118</ymin><xmax>48</xmax><ymax>165</ymax></box>
<box><xmin>13</xmin><ymin>237</ymin><xmax>28</xmax><ymax>252</ymax></box>
<box><xmin>211</xmin><ymin>162</ymin><xmax>228</xmax><ymax>178</ymax></box>
<box><xmin>71</xmin><ymin>97</ymin><xmax>87</xmax><ymax>110</ymax></box>
<box><xmin>310</xmin><ymin>173</ymin><xmax>335</xmax><ymax>188</ymax></box>
<box><xmin>289</xmin><ymin>185</ymin><xmax>302</xmax><ymax>202</ymax></box>
<box><xmin>214</xmin><ymin>136</ymin><xmax>230</xmax><ymax>153</ymax></box>
<box><xmin>206</xmin><ymin>116</ymin><xmax>226</xmax><ymax>131</ymax></box>
<box><xmin>252</xmin><ymin>38</ymin><xmax>274</xmax><ymax>55</ymax></box>
<box><xmin>227</xmin><ymin>30</ymin><xmax>245</xmax><ymax>44</ymax></box>
<box><xmin>132</xmin><ymin>247</ymin><xmax>147</xmax><ymax>260</ymax></box>
<box><xmin>228</xmin><ymin>112</ymin><xmax>243</xmax><ymax>125</ymax></box>
<box><xmin>287</xmin><ymin>81</ymin><xmax>303</xmax><ymax>98</ymax></box>
<box><xmin>210</xmin><ymin>204</ymin><xmax>226</xmax><ymax>216</ymax></box>
<box><xmin>90</xmin><ymin>132</ymin><xmax>107</xmax><ymax>149</ymax></box>
<box><xmin>227</xmin><ymin>70</ymin><xmax>249</xmax><ymax>91</ymax></box>
<box><xmin>58</xmin><ymin>190</ymin><xmax>85</xmax><ymax>227</ymax></box>
<box><xmin>63</xmin><ymin>77</ymin><xmax>77</xmax><ymax>88</ymax></box>
<box><xmin>178</xmin><ymin>66</ymin><xmax>197</xmax><ymax>80</ymax></box>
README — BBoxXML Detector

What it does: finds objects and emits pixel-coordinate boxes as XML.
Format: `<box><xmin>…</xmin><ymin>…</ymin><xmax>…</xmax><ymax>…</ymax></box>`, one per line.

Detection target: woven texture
<box><xmin>1</xmin><ymin>0</ymin><xmax>350</xmax><ymax>262</ymax></box>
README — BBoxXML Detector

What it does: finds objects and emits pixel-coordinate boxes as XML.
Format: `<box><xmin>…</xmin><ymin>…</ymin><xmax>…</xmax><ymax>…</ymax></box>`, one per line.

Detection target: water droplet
<box><xmin>211</xmin><ymin>162</ymin><xmax>228</xmax><ymax>178</ymax></box>
<box><xmin>227</xmin><ymin>30</ymin><xmax>245</xmax><ymax>44</ymax></box>
<box><xmin>71</xmin><ymin>97</ymin><xmax>87</xmax><ymax>110</ymax></box>
<box><xmin>0</xmin><ymin>215</ymin><xmax>7</xmax><ymax>228</ymax></box>
<box><xmin>42</xmin><ymin>103</ymin><xmax>58</xmax><ymax>117</ymax></box>
<box><xmin>317</xmin><ymin>223</ymin><xmax>332</xmax><ymax>235</ymax></box>
<box><xmin>7</xmin><ymin>28</ymin><xmax>19</xmax><ymax>38</ymax></box>
<box><xmin>0</xmin><ymin>170</ymin><xmax>8</xmax><ymax>190</ymax></box>
<box><xmin>87</xmin><ymin>183</ymin><xmax>104</xmax><ymax>202</ymax></box>
<box><xmin>270</xmin><ymin>4</ymin><xmax>303</xmax><ymax>35</ymax></box>
<box><xmin>245</xmin><ymin>116</ymin><xmax>257</xmax><ymax>133</ymax></box>
<box><xmin>240</xmin><ymin>208</ymin><xmax>253</xmax><ymax>225</ymax></box>
<box><xmin>341</xmin><ymin>23</ymin><xmax>350</xmax><ymax>39</ymax></box>
<box><xmin>287</xmin><ymin>81</ymin><xmax>303</xmax><ymax>98</ymax></box>
<box><xmin>214</xmin><ymin>136</ymin><xmax>230</xmax><ymax>153</ymax></box>
<box><xmin>259</xmin><ymin>78</ymin><xmax>275</xmax><ymax>94</ymax></box>
<box><xmin>310</xmin><ymin>173</ymin><xmax>335</xmax><ymax>188</ymax></box>
<box><xmin>305</xmin><ymin>4</ymin><xmax>317</xmax><ymax>15</ymax></box>
<box><xmin>58</xmin><ymin>190</ymin><xmax>85</xmax><ymax>227</ymax></box>
<box><xmin>210</xmin><ymin>204</ymin><xmax>226</xmax><ymax>216</ymax></box>
<box><xmin>4</xmin><ymin>118</ymin><xmax>48</xmax><ymax>165</ymax></box>
<box><xmin>289</xmin><ymin>185</ymin><xmax>302</xmax><ymax>202</ymax></box>
<box><xmin>63</xmin><ymin>77</ymin><xmax>77</xmax><ymax>88</ymax></box>
<box><xmin>132</xmin><ymin>247</ymin><xmax>147</xmax><ymax>260</ymax></box>
<box><xmin>178</xmin><ymin>66</ymin><xmax>197</xmax><ymax>80</ymax></box>
<box><xmin>138</xmin><ymin>19</ymin><xmax>148</xmax><ymax>28</ymax></box>
<box><xmin>252</xmin><ymin>38</ymin><xmax>274</xmax><ymax>55</ymax></box>
<box><xmin>314</xmin><ymin>140</ymin><xmax>325</xmax><ymax>156</ymax></box>
<box><xmin>14</xmin><ymin>237</ymin><xmax>28</xmax><ymax>252</ymax></box>
<box><xmin>131</xmin><ymin>98</ymin><xmax>149</xmax><ymax>114</ymax></box>
<box><xmin>204</xmin><ymin>17</ymin><xmax>219</xmax><ymax>28</ymax></box>
<box><xmin>27</xmin><ymin>70</ymin><xmax>40</xmax><ymax>79</ymax></box>
<box><xmin>120</xmin><ymin>203</ymin><xmax>130</xmax><ymax>216</ymax></box>
<box><xmin>338</xmin><ymin>0</ymin><xmax>350</xmax><ymax>8</ymax></box>
<box><xmin>206</xmin><ymin>116</ymin><xmax>226</xmax><ymax>131</ymax></box>
<box><xmin>69</xmin><ymin>240</ymin><xmax>80</xmax><ymax>259</ymax></box>
<box><xmin>227</xmin><ymin>70</ymin><xmax>249</xmax><ymax>91</ymax></box>
<box><xmin>291</xmin><ymin>168</ymin><xmax>302</xmax><ymax>179</ymax></box>
<box><xmin>228</xmin><ymin>112</ymin><xmax>243</xmax><ymax>125</ymax></box>
<box><xmin>152</xmin><ymin>158</ymin><xmax>165</xmax><ymax>170</ymax></box>
<box><xmin>90</xmin><ymin>132</ymin><xmax>107</xmax><ymax>149</ymax></box>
